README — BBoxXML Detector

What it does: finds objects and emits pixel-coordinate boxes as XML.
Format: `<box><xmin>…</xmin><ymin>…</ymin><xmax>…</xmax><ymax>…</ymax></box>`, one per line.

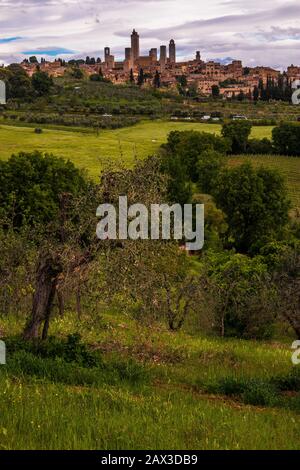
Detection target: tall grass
<box><xmin>0</xmin><ymin>313</ymin><xmax>299</xmax><ymax>450</ymax></box>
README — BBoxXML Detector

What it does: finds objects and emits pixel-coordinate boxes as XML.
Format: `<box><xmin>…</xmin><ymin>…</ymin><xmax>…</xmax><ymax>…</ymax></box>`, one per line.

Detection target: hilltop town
<box><xmin>19</xmin><ymin>29</ymin><xmax>300</xmax><ymax>98</ymax></box>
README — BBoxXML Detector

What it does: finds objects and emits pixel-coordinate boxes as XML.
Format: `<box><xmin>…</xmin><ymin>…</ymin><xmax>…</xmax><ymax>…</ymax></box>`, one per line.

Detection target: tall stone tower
<box><xmin>104</xmin><ymin>47</ymin><xmax>114</xmax><ymax>70</ymax></box>
<box><xmin>149</xmin><ymin>48</ymin><xmax>158</xmax><ymax>62</ymax></box>
<box><xmin>131</xmin><ymin>29</ymin><xmax>140</xmax><ymax>62</ymax></box>
<box><xmin>125</xmin><ymin>47</ymin><xmax>132</xmax><ymax>61</ymax></box>
<box><xmin>124</xmin><ymin>47</ymin><xmax>133</xmax><ymax>72</ymax></box>
<box><xmin>169</xmin><ymin>39</ymin><xmax>176</xmax><ymax>64</ymax></box>
<box><xmin>160</xmin><ymin>45</ymin><xmax>167</xmax><ymax>67</ymax></box>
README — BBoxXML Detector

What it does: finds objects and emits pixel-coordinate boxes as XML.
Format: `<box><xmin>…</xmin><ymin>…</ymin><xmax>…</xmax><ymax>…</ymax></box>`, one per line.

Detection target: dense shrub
<box><xmin>222</xmin><ymin>120</ymin><xmax>252</xmax><ymax>154</ymax></box>
<box><xmin>272</xmin><ymin>122</ymin><xmax>300</xmax><ymax>156</ymax></box>
<box><xmin>204</xmin><ymin>376</ymin><xmax>279</xmax><ymax>407</ymax></box>
<box><xmin>203</xmin><ymin>251</ymin><xmax>276</xmax><ymax>339</ymax></box>
<box><xmin>196</xmin><ymin>150</ymin><xmax>225</xmax><ymax>194</ymax></box>
<box><xmin>6</xmin><ymin>333</ymin><xmax>150</xmax><ymax>386</ymax></box>
<box><xmin>0</xmin><ymin>151</ymin><xmax>88</xmax><ymax>227</ymax></box>
<box><xmin>246</xmin><ymin>138</ymin><xmax>274</xmax><ymax>155</ymax></box>
<box><xmin>9</xmin><ymin>112</ymin><xmax>140</xmax><ymax>129</ymax></box>
<box><xmin>7</xmin><ymin>334</ymin><xmax>100</xmax><ymax>366</ymax></box>
<box><xmin>213</xmin><ymin>163</ymin><xmax>290</xmax><ymax>253</ymax></box>
<box><xmin>272</xmin><ymin>368</ymin><xmax>300</xmax><ymax>392</ymax></box>
<box><xmin>162</xmin><ymin>130</ymin><xmax>230</xmax><ymax>182</ymax></box>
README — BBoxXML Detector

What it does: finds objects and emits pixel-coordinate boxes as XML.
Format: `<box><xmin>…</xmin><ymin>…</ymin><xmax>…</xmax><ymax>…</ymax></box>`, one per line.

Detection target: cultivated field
<box><xmin>1</xmin><ymin>121</ymin><xmax>298</xmax><ymax>207</ymax></box>
<box><xmin>0</xmin><ymin>121</ymin><xmax>273</xmax><ymax>178</ymax></box>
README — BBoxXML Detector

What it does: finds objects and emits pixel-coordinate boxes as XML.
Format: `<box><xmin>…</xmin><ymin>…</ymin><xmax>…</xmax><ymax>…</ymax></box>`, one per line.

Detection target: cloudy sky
<box><xmin>0</xmin><ymin>0</ymin><xmax>300</xmax><ymax>68</ymax></box>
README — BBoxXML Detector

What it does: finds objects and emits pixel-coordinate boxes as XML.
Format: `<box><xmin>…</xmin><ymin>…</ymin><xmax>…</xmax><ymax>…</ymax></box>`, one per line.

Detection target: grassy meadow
<box><xmin>0</xmin><ymin>120</ymin><xmax>273</xmax><ymax>178</ymax></box>
<box><xmin>0</xmin><ymin>311</ymin><xmax>300</xmax><ymax>450</ymax></box>
<box><xmin>1</xmin><ymin>120</ymin><xmax>299</xmax><ymax>208</ymax></box>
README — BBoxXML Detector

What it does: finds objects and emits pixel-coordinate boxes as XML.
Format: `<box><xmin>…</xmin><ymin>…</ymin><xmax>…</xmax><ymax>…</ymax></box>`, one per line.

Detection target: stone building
<box><xmin>169</xmin><ymin>40</ymin><xmax>176</xmax><ymax>64</ymax></box>
<box><xmin>131</xmin><ymin>29</ymin><xmax>140</xmax><ymax>63</ymax></box>
<box><xmin>160</xmin><ymin>45</ymin><xmax>167</xmax><ymax>69</ymax></box>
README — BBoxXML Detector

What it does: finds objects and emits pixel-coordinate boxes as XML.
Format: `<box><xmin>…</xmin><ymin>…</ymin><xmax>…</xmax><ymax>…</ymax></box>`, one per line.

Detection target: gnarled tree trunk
<box><xmin>23</xmin><ymin>254</ymin><xmax>62</xmax><ymax>340</ymax></box>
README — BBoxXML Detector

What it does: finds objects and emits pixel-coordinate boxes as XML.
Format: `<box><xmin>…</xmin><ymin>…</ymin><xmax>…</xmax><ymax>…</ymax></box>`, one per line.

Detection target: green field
<box><xmin>1</xmin><ymin>311</ymin><xmax>299</xmax><ymax>450</ymax></box>
<box><xmin>0</xmin><ymin>121</ymin><xmax>273</xmax><ymax>179</ymax></box>
<box><xmin>1</xmin><ymin>121</ymin><xmax>299</xmax><ymax>207</ymax></box>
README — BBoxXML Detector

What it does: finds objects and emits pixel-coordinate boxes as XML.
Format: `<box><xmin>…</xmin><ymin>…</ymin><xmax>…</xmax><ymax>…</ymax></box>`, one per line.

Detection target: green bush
<box><xmin>6</xmin><ymin>334</ymin><xmax>100</xmax><ymax>367</ymax></box>
<box><xmin>203</xmin><ymin>251</ymin><xmax>276</xmax><ymax>339</ymax></box>
<box><xmin>246</xmin><ymin>138</ymin><xmax>274</xmax><ymax>155</ymax></box>
<box><xmin>242</xmin><ymin>380</ymin><xmax>278</xmax><ymax>406</ymax></box>
<box><xmin>0</xmin><ymin>151</ymin><xmax>88</xmax><ymax>227</ymax></box>
<box><xmin>222</xmin><ymin>120</ymin><xmax>252</xmax><ymax>154</ymax></box>
<box><xmin>6</xmin><ymin>341</ymin><xmax>150</xmax><ymax>387</ymax></box>
<box><xmin>213</xmin><ymin>163</ymin><xmax>290</xmax><ymax>253</ymax></box>
<box><xmin>204</xmin><ymin>376</ymin><xmax>278</xmax><ymax>407</ymax></box>
<box><xmin>272</xmin><ymin>122</ymin><xmax>300</xmax><ymax>156</ymax></box>
<box><xmin>272</xmin><ymin>368</ymin><xmax>300</xmax><ymax>392</ymax></box>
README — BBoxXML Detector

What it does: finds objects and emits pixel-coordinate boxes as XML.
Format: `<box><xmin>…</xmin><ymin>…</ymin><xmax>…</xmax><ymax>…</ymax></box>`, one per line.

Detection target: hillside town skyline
<box><xmin>16</xmin><ymin>28</ymin><xmax>300</xmax><ymax>99</ymax></box>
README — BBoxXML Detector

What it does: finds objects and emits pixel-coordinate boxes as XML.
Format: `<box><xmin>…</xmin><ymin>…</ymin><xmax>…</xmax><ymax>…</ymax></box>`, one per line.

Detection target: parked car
<box><xmin>232</xmin><ymin>115</ymin><xmax>248</xmax><ymax>120</ymax></box>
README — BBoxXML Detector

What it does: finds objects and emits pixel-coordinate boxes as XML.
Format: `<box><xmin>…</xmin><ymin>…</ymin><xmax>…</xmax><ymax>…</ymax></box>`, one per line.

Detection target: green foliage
<box><xmin>163</xmin><ymin>130</ymin><xmax>230</xmax><ymax>182</ymax></box>
<box><xmin>160</xmin><ymin>152</ymin><xmax>192</xmax><ymax>205</ymax></box>
<box><xmin>206</xmin><ymin>376</ymin><xmax>278</xmax><ymax>406</ymax></box>
<box><xmin>272</xmin><ymin>122</ymin><xmax>300</xmax><ymax>156</ymax></box>
<box><xmin>228</xmin><ymin>154</ymin><xmax>300</xmax><ymax>209</ymax></box>
<box><xmin>204</xmin><ymin>250</ymin><xmax>276</xmax><ymax>338</ymax></box>
<box><xmin>213</xmin><ymin>163</ymin><xmax>290</xmax><ymax>253</ymax></box>
<box><xmin>242</xmin><ymin>380</ymin><xmax>278</xmax><ymax>406</ymax></box>
<box><xmin>196</xmin><ymin>150</ymin><xmax>225</xmax><ymax>194</ymax></box>
<box><xmin>137</xmin><ymin>68</ymin><xmax>144</xmax><ymax>87</ymax></box>
<box><xmin>1</xmin><ymin>309</ymin><xmax>300</xmax><ymax>450</ymax></box>
<box><xmin>31</xmin><ymin>71</ymin><xmax>53</xmax><ymax>96</ymax></box>
<box><xmin>0</xmin><ymin>151</ymin><xmax>88</xmax><ymax>227</ymax></box>
<box><xmin>70</xmin><ymin>67</ymin><xmax>84</xmax><ymax>79</ymax></box>
<box><xmin>222</xmin><ymin>120</ymin><xmax>252</xmax><ymax>154</ymax></box>
<box><xmin>7</xmin><ymin>333</ymin><xmax>100</xmax><ymax>366</ymax></box>
<box><xmin>204</xmin><ymin>368</ymin><xmax>300</xmax><ymax>409</ymax></box>
<box><xmin>0</xmin><ymin>64</ymin><xmax>33</xmax><ymax>100</ymax></box>
<box><xmin>6</xmin><ymin>333</ymin><xmax>150</xmax><ymax>387</ymax></box>
<box><xmin>15</xmin><ymin>111</ymin><xmax>140</xmax><ymax>129</ymax></box>
<box><xmin>258</xmin><ymin>76</ymin><xmax>292</xmax><ymax>102</ymax></box>
<box><xmin>211</xmin><ymin>85</ymin><xmax>220</xmax><ymax>98</ymax></box>
<box><xmin>246</xmin><ymin>138</ymin><xmax>274</xmax><ymax>155</ymax></box>
<box><xmin>7</xmin><ymin>350</ymin><xmax>149</xmax><ymax>387</ymax></box>
<box><xmin>272</xmin><ymin>368</ymin><xmax>300</xmax><ymax>392</ymax></box>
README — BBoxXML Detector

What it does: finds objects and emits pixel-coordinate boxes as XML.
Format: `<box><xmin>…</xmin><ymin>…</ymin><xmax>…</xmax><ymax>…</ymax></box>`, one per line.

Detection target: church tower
<box><xmin>169</xmin><ymin>39</ymin><xmax>176</xmax><ymax>64</ymax></box>
<box><xmin>131</xmin><ymin>29</ymin><xmax>140</xmax><ymax>62</ymax></box>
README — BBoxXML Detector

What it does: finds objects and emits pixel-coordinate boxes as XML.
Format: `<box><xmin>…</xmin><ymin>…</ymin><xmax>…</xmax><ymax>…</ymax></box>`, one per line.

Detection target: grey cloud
<box><xmin>0</xmin><ymin>0</ymin><xmax>300</xmax><ymax>68</ymax></box>
<box><xmin>116</xmin><ymin>3</ymin><xmax>300</xmax><ymax>40</ymax></box>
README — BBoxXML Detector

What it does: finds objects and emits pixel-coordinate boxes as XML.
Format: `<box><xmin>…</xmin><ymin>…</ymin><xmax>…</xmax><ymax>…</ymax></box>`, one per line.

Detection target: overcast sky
<box><xmin>0</xmin><ymin>0</ymin><xmax>300</xmax><ymax>68</ymax></box>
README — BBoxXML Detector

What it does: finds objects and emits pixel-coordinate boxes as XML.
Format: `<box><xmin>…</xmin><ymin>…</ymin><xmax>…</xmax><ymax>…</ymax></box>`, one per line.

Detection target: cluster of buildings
<box><xmin>20</xmin><ymin>29</ymin><xmax>300</xmax><ymax>97</ymax></box>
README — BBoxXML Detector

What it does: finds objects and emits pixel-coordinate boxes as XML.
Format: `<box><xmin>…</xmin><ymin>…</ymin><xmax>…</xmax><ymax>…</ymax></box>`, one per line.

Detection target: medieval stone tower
<box><xmin>169</xmin><ymin>39</ymin><xmax>176</xmax><ymax>64</ymax></box>
<box><xmin>131</xmin><ymin>29</ymin><xmax>140</xmax><ymax>62</ymax></box>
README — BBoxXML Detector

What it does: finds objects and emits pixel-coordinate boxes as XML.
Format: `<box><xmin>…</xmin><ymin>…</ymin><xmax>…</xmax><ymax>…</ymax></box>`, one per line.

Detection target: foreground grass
<box><xmin>0</xmin><ymin>312</ymin><xmax>299</xmax><ymax>450</ymax></box>
<box><xmin>1</xmin><ymin>374</ymin><xmax>299</xmax><ymax>450</ymax></box>
<box><xmin>0</xmin><ymin>121</ymin><xmax>273</xmax><ymax>179</ymax></box>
